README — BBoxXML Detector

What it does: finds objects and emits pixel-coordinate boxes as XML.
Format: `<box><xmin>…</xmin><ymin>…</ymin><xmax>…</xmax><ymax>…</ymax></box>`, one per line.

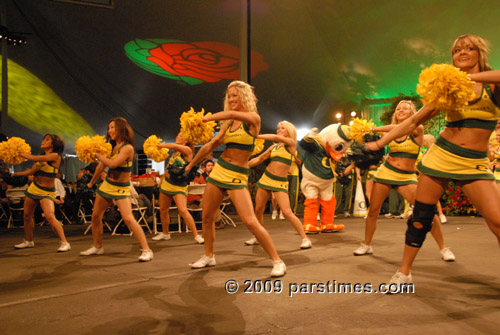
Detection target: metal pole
<box><xmin>1</xmin><ymin>0</ymin><xmax>8</xmax><ymax>135</ymax></box>
<box><xmin>239</xmin><ymin>0</ymin><xmax>251</xmax><ymax>84</ymax></box>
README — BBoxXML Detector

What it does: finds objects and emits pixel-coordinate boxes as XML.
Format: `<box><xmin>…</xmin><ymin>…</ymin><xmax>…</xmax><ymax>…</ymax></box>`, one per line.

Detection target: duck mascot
<box><xmin>300</xmin><ymin>124</ymin><xmax>354</xmax><ymax>233</ymax></box>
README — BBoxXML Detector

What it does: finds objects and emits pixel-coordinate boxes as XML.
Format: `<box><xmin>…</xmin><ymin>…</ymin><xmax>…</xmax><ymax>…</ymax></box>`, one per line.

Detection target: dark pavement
<box><xmin>1</xmin><ymin>214</ymin><xmax>500</xmax><ymax>335</ymax></box>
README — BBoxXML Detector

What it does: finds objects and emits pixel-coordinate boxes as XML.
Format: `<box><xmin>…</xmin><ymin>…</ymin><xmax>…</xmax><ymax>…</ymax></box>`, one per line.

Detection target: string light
<box><xmin>0</xmin><ymin>26</ymin><xmax>28</xmax><ymax>46</ymax></box>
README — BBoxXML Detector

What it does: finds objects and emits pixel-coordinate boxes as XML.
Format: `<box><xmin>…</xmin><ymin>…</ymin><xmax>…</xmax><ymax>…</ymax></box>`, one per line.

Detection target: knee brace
<box><xmin>405</xmin><ymin>200</ymin><xmax>436</xmax><ymax>248</ymax></box>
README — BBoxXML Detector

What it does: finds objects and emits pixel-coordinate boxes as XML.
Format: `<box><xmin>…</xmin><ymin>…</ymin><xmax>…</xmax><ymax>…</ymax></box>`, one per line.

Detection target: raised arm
<box><xmin>158</xmin><ymin>143</ymin><xmax>193</xmax><ymax>161</ymax></box>
<box><xmin>205</xmin><ymin>110</ymin><xmax>260</xmax><ymax>133</ymax></box>
<box><xmin>469</xmin><ymin>70</ymin><xmax>500</xmax><ymax>85</ymax></box>
<box><xmin>20</xmin><ymin>152</ymin><xmax>60</xmax><ymax>163</ymax></box>
<box><xmin>365</xmin><ymin>105</ymin><xmax>438</xmax><ymax>151</ymax></box>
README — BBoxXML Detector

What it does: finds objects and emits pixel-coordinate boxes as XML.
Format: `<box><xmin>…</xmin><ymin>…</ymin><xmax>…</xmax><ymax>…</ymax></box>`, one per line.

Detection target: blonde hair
<box><xmin>391</xmin><ymin>100</ymin><xmax>417</xmax><ymax>124</ymax></box>
<box><xmin>278</xmin><ymin>120</ymin><xmax>297</xmax><ymax>143</ymax></box>
<box><xmin>223</xmin><ymin>80</ymin><xmax>258</xmax><ymax>113</ymax></box>
<box><xmin>451</xmin><ymin>34</ymin><xmax>492</xmax><ymax>72</ymax></box>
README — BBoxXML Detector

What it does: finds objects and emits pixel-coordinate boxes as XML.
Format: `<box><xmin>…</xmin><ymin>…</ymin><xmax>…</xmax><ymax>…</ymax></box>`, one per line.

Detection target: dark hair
<box><xmin>202</xmin><ymin>159</ymin><xmax>214</xmax><ymax>168</ymax></box>
<box><xmin>44</xmin><ymin>134</ymin><xmax>64</xmax><ymax>155</ymax></box>
<box><xmin>107</xmin><ymin>117</ymin><xmax>135</xmax><ymax>147</ymax></box>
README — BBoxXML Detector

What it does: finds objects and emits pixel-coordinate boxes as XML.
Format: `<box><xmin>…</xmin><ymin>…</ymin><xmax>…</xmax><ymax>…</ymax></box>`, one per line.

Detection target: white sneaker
<box><xmin>279</xmin><ymin>212</ymin><xmax>285</xmax><ymax>220</ymax></box>
<box><xmin>270</xmin><ymin>260</ymin><xmax>286</xmax><ymax>277</ymax></box>
<box><xmin>353</xmin><ymin>243</ymin><xmax>373</xmax><ymax>256</ymax></box>
<box><xmin>190</xmin><ymin>255</ymin><xmax>216</xmax><ymax>268</ymax></box>
<box><xmin>244</xmin><ymin>236</ymin><xmax>259</xmax><ymax>245</ymax></box>
<box><xmin>439</xmin><ymin>214</ymin><xmax>447</xmax><ymax>224</ymax></box>
<box><xmin>271</xmin><ymin>210</ymin><xmax>278</xmax><ymax>220</ymax></box>
<box><xmin>384</xmin><ymin>213</ymin><xmax>394</xmax><ymax>218</ymax></box>
<box><xmin>138</xmin><ymin>249</ymin><xmax>153</xmax><ymax>262</ymax></box>
<box><xmin>389</xmin><ymin>270</ymin><xmax>413</xmax><ymax>285</ymax></box>
<box><xmin>14</xmin><ymin>240</ymin><xmax>35</xmax><ymax>249</ymax></box>
<box><xmin>57</xmin><ymin>242</ymin><xmax>71</xmax><ymax>252</ymax></box>
<box><xmin>152</xmin><ymin>232</ymin><xmax>171</xmax><ymax>241</ymax></box>
<box><xmin>399</xmin><ymin>214</ymin><xmax>406</xmax><ymax>219</ymax></box>
<box><xmin>300</xmin><ymin>238</ymin><xmax>312</xmax><ymax>249</ymax></box>
<box><xmin>440</xmin><ymin>247</ymin><xmax>455</xmax><ymax>262</ymax></box>
<box><xmin>194</xmin><ymin>235</ymin><xmax>205</xmax><ymax>244</ymax></box>
<box><xmin>80</xmin><ymin>246</ymin><xmax>104</xmax><ymax>256</ymax></box>
<box><xmin>344</xmin><ymin>212</ymin><xmax>351</xmax><ymax>218</ymax></box>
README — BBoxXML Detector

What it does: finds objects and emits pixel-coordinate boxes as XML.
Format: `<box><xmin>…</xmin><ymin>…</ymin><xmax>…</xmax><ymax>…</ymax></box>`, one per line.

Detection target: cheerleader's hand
<box><xmin>364</xmin><ymin>141</ymin><xmax>380</xmax><ymax>151</ymax></box>
<box><xmin>304</xmin><ymin>127</ymin><xmax>318</xmax><ymax>140</ymax></box>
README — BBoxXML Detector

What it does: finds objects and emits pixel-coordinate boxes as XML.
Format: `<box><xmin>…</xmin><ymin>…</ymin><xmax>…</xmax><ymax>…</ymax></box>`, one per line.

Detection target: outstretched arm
<box><xmin>258</xmin><ymin>134</ymin><xmax>296</xmax><ymax>147</ymax></box>
<box><xmin>249</xmin><ymin>145</ymin><xmax>273</xmax><ymax>168</ymax></box>
<box><xmin>185</xmin><ymin>123</ymin><xmax>228</xmax><ymax>172</ymax></box>
<box><xmin>365</xmin><ymin>105</ymin><xmax>438</xmax><ymax>151</ymax></box>
<box><xmin>204</xmin><ymin>110</ymin><xmax>260</xmax><ymax>131</ymax></box>
<box><xmin>158</xmin><ymin>143</ymin><xmax>193</xmax><ymax>161</ymax></box>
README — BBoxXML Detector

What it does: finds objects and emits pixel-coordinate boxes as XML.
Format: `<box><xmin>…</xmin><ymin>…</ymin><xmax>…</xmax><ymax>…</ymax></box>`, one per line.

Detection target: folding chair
<box><xmin>82</xmin><ymin>199</ymin><xmax>113</xmax><ymax>234</ymax></box>
<box><xmin>152</xmin><ymin>193</ymin><xmax>182</xmax><ymax>234</ymax></box>
<box><xmin>40</xmin><ymin>202</ymin><xmax>72</xmax><ymax>226</ymax></box>
<box><xmin>0</xmin><ymin>204</ymin><xmax>7</xmax><ymax>222</ymax></box>
<box><xmin>6</xmin><ymin>189</ymin><xmax>26</xmax><ymax>228</ymax></box>
<box><xmin>112</xmin><ymin>199</ymin><xmax>153</xmax><ymax>236</ymax></box>
<box><xmin>185</xmin><ymin>184</ymin><xmax>206</xmax><ymax>232</ymax></box>
<box><xmin>219</xmin><ymin>197</ymin><xmax>236</xmax><ymax>227</ymax></box>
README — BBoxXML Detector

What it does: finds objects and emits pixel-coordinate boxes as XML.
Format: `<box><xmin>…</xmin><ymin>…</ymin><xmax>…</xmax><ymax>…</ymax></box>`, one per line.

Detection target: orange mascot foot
<box><xmin>303</xmin><ymin>224</ymin><xmax>319</xmax><ymax>234</ymax></box>
<box><xmin>321</xmin><ymin>223</ymin><xmax>344</xmax><ymax>233</ymax></box>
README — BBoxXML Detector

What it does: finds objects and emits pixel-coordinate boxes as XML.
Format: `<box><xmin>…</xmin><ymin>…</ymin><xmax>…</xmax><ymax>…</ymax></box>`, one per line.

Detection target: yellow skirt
<box><xmin>206</xmin><ymin>157</ymin><xmax>249</xmax><ymax>190</ymax></box>
<box><xmin>96</xmin><ymin>177</ymin><xmax>130</xmax><ymax>199</ymax></box>
<box><xmin>494</xmin><ymin>169</ymin><xmax>500</xmax><ymax>182</ymax></box>
<box><xmin>160</xmin><ymin>178</ymin><xmax>188</xmax><ymax>196</ymax></box>
<box><xmin>418</xmin><ymin>136</ymin><xmax>494</xmax><ymax>180</ymax></box>
<box><xmin>25</xmin><ymin>181</ymin><xmax>55</xmax><ymax>201</ymax></box>
<box><xmin>372</xmin><ymin>161</ymin><xmax>418</xmax><ymax>186</ymax></box>
<box><xmin>257</xmin><ymin>170</ymin><xmax>288</xmax><ymax>192</ymax></box>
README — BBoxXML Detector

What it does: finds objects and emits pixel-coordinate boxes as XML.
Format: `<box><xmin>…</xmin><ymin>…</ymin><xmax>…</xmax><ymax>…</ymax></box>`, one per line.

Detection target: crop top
<box><xmin>270</xmin><ymin>144</ymin><xmax>292</xmax><ymax>165</ymax></box>
<box><xmin>388</xmin><ymin>135</ymin><xmax>420</xmax><ymax>159</ymax></box>
<box><xmin>446</xmin><ymin>83</ymin><xmax>500</xmax><ymax>130</ymax></box>
<box><xmin>223</xmin><ymin>122</ymin><xmax>255</xmax><ymax>152</ymax></box>
<box><xmin>34</xmin><ymin>161</ymin><xmax>59</xmax><ymax>178</ymax></box>
<box><xmin>109</xmin><ymin>143</ymin><xmax>133</xmax><ymax>173</ymax></box>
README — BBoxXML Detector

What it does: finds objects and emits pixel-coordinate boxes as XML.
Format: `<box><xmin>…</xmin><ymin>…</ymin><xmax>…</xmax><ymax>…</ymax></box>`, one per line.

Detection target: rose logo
<box><xmin>124</xmin><ymin>39</ymin><xmax>268</xmax><ymax>85</ymax></box>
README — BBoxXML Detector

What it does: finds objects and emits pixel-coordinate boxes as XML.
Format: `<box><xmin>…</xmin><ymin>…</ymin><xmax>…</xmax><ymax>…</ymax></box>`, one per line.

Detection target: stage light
<box><xmin>335</xmin><ymin>112</ymin><xmax>343</xmax><ymax>120</ymax></box>
<box><xmin>351</xmin><ymin>111</ymin><xmax>357</xmax><ymax>117</ymax></box>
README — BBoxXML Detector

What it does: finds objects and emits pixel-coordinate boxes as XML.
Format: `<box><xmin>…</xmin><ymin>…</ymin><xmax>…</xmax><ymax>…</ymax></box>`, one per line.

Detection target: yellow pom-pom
<box><xmin>143</xmin><ymin>135</ymin><xmax>170</xmax><ymax>162</ymax></box>
<box><xmin>0</xmin><ymin>137</ymin><xmax>31</xmax><ymax>165</ymax></box>
<box><xmin>252</xmin><ymin>138</ymin><xmax>265</xmax><ymax>156</ymax></box>
<box><xmin>349</xmin><ymin>118</ymin><xmax>375</xmax><ymax>144</ymax></box>
<box><xmin>416</xmin><ymin>64</ymin><xmax>475</xmax><ymax>111</ymax></box>
<box><xmin>179</xmin><ymin>107</ymin><xmax>216</xmax><ymax>145</ymax></box>
<box><xmin>75</xmin><ymin>135</ymin><xmax>112</xmax><ymax>163</ymax></box>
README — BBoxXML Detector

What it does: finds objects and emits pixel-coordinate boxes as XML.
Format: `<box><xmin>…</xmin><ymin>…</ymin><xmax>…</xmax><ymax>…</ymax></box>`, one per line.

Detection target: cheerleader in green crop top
<box><xmin>366</xmin><ymin>34</ymin><xmax>500</xmax><ymax>289</ymax></box>
<box><xmin>13</xmin><ymin>134</ymin><xmax>71</xmax><ymax>252</ymax></box>
<box><xmin>152</xmin><ymin>132</ymin><xmax>204</xmax><ymax>244</ymax></box>
<box><xmin>81</xmin><ymin>117</ymin><xmax>153</xmax><ymax>262</ymax></box>
<box><xmin>354</xmin><ymin>100</ymin><xmax>453</xmax><ymax>262</ymax></box>
<box><xmin>248</xmin><ymin>121</ymin><xmax>311</xmax><ymax>249</ymax></box>
<box><xmin>184</xmin><ymin>80</ymin><xmax>286</xmax><ymax>277</ymax></box>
